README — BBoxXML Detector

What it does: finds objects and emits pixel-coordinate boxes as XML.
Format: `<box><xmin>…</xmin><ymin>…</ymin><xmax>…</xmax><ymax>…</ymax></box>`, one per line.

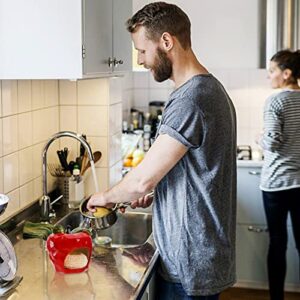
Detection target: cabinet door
<box><xmin>112</xmin><ymin>0</ymin><xmax>132</xmax><ymax>72</ymax></box>
<box><xmin>236</xmin><ymin>224</ymin><xmax>269</xmax><ymax>287</ymax></box>
<box><xmin>0</xmin><ymin>0</ymin><xmax>82</xmax><ymax>79</ymax></box>
<box><xmin>237</xmin><ymin>167</ymin><xmax>266</xmax><ymax>225</ymax></box>
<box><xmin>83</xmin><ymin>0</ymin><xmax>113</xmax><ymax>75</ymax></box>
<box><xmin>236</xmin><ymin>225</ymin><xmax>300</xmax><ymax>291</ymax></box>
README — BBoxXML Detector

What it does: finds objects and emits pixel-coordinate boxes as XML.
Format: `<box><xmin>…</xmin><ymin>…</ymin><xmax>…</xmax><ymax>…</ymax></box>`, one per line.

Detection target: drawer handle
<box><xmin>248</xmin><ymin>171</ymin><xmax>261</xmax><ymax>175</ymax></box>
<box><xmin>248</xmin><ymin>226</ymin><xmax>268</xmax><ymax>233</ymax></box>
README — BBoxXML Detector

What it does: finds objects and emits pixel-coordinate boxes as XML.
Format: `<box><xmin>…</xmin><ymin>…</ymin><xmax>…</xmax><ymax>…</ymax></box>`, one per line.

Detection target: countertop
<box><xmin>2</xmin><ymin>205</ymin><xmax>158</xmax><ymax>300</ymax></box>
<box><xmin>237</xmin><ymin>159</ymin><xmax>263</xmax><ymax>168</ymax></box>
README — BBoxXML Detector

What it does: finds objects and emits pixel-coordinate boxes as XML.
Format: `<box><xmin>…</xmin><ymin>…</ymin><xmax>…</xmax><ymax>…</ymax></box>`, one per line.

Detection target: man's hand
<box><xmin>130</xmin><ymin>192</ymin><xmax>154</xmax><ymax>209</ymax></box>
<box><xmin>86</xmin><ymin>192</ymin><xmax>113</xmax><ymax>212</ymax></box>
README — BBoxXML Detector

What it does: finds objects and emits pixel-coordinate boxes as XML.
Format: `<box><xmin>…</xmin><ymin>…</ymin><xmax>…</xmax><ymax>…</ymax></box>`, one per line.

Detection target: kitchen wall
<box><xmin>129</xmin><ymin>68</ymin><xmax>274</xmax><ymax>151</ymax></box>
<box><xmin>0</xmin><ymin>74</ymin><xmax>133</xmax><ymax>222</ymax></box>
<box><xmin>0</xmin><ymin>71</ymin><xmax>273</xmax><ymax>222</ymax></box>
<box><xmin>0</xmin><ymin>80</ymin><xmax>59</xmax><ymax>221</ymax></box>
<box><xmin>130</xmin><ymin>0</ymin><xmax>274</xmax><ymax>150</ymax></box>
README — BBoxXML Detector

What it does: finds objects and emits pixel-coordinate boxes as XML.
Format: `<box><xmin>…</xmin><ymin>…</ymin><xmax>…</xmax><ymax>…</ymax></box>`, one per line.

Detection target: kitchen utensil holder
<box><xmin>57</xmin><ymin>176</ymin><xmax>70</xmax><ymax>204</ymax></box>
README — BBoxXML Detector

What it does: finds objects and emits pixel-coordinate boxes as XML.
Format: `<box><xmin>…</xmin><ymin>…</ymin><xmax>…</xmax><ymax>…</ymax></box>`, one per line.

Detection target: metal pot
<box><xmin>79</xmin><ymin>198</ymin><xmax>128</xmax><ymax>230</ymax></box>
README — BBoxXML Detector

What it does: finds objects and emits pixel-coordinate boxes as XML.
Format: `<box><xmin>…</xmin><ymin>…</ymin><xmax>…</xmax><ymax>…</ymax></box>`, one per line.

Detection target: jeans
<box><xmin>155</xmin><ymin>274</ymin><xmax>220</xmax><ymax>300</ymax></box>
<box><xmin>262</xmin><ymin>188</ymin><xmax>300</xmax><ymax>300</ymax></box>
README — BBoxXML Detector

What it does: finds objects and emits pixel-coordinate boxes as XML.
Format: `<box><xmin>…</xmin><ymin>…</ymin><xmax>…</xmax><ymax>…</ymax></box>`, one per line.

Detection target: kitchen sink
<box><xmin>56</xmin><ymin>211</ymin><xmax>152</xmax><ymax>247</ymax></box>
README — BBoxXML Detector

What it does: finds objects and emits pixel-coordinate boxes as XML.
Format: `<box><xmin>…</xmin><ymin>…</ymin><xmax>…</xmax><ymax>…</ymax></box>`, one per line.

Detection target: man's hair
<box><xmin>126</xmin><ymin>2</ymin><xmax>191</xmax><ymax>50</ymax></box>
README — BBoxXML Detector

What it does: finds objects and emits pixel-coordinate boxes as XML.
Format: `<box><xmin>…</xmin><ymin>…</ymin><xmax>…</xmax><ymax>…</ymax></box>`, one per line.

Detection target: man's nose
<box><xmin>137</xmin><ymin>54</ymin><xmax>144</xmax><ymax>66</ymax></box>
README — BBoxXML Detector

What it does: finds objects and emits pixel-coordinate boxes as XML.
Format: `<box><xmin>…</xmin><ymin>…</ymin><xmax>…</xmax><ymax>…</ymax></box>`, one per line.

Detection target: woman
<box><xmin>258</xmin><ymin>49</ymin><xmax>300</xmax><ymax>300</ymax></box>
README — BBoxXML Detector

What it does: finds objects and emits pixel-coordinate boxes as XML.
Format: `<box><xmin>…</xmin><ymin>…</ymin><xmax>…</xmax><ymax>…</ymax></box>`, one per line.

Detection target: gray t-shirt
<box><xmin>153</xmin><ymin>74</ymin><xmax>237</xmax><ymax>296</ymax></box>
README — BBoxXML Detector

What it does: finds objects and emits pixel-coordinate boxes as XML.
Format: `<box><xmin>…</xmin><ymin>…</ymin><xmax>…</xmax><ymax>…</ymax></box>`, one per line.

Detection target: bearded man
<box><xmin>88</xmin><ymin>2</ymin><xmax>237</xmax><ymax>299</ymax></box>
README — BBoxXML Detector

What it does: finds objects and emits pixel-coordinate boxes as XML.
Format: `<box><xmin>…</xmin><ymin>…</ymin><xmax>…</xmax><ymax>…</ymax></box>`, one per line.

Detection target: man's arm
<box><xmin>87</xmin><ymin>133</ymin><xmax>188</xmax><ymax>210</ymax></box>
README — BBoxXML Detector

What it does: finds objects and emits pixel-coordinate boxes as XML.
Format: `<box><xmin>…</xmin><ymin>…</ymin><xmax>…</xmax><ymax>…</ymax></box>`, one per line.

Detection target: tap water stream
<box><xmin>90</xmin><ymin>161</ymin><xmax>99</xmax><ymax>193</ymax></box>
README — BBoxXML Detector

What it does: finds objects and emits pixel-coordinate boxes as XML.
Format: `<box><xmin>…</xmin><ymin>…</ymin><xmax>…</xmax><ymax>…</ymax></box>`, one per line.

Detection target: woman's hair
<box><xmin>271</xmin><ymin>50</ymin><xmax>300</xmax><ymax>83</ymax></box>
<box><xmin>126</xmin><ymin>2</ymin><xmax>191</xmax><ymax>50</ymax></box>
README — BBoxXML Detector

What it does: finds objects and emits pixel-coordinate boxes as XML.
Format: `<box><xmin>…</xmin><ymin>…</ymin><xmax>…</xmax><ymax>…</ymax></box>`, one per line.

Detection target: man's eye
<box><xmin>140</xmin><ymin>50</ymin><xmax>145</xmax><ymax>54</ymax></box>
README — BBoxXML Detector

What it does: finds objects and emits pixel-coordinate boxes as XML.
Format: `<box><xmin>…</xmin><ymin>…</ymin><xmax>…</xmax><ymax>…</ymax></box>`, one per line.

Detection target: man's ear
<box><xmin>160</xmin><ymin>32</ymin><xmax>173</xmax><ymax>51</ymax></box>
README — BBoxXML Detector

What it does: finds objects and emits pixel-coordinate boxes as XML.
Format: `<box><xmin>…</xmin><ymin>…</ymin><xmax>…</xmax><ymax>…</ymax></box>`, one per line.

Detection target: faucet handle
<box><xmin>40</xmin><ymin>195</ymin><xmax>51</xmax><ymax>222</ymax></box>
<box><xmin>49</xmin><ymin>209</ymin><xmax>56</xmax><ymax>220</ymax></box>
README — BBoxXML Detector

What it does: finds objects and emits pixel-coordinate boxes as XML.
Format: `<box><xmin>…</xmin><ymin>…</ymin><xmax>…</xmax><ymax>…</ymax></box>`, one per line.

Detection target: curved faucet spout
<box><xmin>41</xmin><ymin>131</ymin><xmax>94</xmax><ymax>222</ymax></box>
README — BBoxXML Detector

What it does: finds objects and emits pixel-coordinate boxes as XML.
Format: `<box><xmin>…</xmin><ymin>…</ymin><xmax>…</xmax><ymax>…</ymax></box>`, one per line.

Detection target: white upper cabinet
<box><xmin>0</xmin><ymin>0</ymin><xmax>132</xmax><ymax>79</ymax></box>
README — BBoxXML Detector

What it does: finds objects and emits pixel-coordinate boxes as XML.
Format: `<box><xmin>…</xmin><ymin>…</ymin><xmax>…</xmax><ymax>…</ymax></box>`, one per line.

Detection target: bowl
<box><xmin>0</xmin><ymin>194</ymin><xmax>9</xmax><ymax>216</ymax></box>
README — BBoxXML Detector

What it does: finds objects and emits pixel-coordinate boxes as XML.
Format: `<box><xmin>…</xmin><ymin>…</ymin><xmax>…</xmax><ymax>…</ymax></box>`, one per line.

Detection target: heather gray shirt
<box><xmin>153</xmin><ymin>74</ymin><xmax>237</xmax><ymax>296</ymax></box>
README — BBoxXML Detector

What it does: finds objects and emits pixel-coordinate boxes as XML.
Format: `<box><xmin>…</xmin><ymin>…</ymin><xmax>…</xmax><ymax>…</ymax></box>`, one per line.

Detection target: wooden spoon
<box><xmin>81</xmin><ymin>151</ymin><xmax>102</xmax><ymax>175</ymax></box>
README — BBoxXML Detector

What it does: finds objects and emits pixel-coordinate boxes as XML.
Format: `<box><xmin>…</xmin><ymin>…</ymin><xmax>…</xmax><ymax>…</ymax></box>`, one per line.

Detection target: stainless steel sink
<box><xmin>56</xmin><ymin>211</ymin><xmax>152</xmax><ymax>247</ymax></box>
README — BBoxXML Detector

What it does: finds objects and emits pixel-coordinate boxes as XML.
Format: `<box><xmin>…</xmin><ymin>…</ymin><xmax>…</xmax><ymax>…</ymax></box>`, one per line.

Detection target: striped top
<box><xmin>260</xmin><ymin>89</ymin><xmax>300</xmax><ymax>191</ymax></box>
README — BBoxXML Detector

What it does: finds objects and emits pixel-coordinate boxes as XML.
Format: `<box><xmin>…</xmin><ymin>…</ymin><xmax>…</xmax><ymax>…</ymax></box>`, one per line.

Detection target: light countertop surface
<box><xmin>5</xmin><ymin>235</ymin><xmax>158</xmax><ymax>300</ymax></box>
<box><xmin>237</xmin><ymin>160</ymin><xmax>263</xmax><ymax>168</ymax></box>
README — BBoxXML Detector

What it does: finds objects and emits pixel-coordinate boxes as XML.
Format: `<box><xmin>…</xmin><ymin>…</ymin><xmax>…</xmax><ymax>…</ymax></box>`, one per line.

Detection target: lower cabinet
<box><xmin>236</xmin><ymin>165</ymin><xmax>300</xmax><ymax>292</ymax></box>
<box><xmin>236</xmin><ymin>224</ymin><xmax>269</xmax><ymax>288</ymax></box>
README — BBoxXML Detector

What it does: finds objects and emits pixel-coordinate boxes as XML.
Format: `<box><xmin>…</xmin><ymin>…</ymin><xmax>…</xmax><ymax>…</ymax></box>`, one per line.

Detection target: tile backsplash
<box><xmin>0</xmin><ymin>76</ymin><xmax>129</xmax><ymax>222</ymax></box>
<box><xmin>129</xmin><ymin>69</ymin><xmax>274</xmax><ymax>150</ymax></box>
<box><xmin>0</xmin><ymin>80</ymin><xmax>59</xmax><ymax>221</ymax></box>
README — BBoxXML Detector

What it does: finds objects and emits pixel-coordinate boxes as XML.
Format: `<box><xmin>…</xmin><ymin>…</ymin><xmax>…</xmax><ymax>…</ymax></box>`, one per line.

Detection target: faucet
<box><xmin>40</xmin><ymin>131</ymin><xmax>94</xmax><ymax>222</ymax></box>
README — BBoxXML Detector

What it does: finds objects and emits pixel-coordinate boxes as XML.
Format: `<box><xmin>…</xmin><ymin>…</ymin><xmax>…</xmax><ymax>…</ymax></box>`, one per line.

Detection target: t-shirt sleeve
<box><xmin>261</xmin><ymin>96</ymin><xmax>283</xmax><ymax>152</ymax></box>
<box><xmin>158</xmin><ymin>98</ymin><xmax>204</xmax><ymax>149</ymax></box>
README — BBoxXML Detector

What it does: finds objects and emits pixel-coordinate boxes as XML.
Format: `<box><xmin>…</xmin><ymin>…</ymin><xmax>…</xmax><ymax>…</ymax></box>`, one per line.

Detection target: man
<box><xmin>87</xmin><ymin>2</ymin><xmax>237</xmax><ymax>299</ymax></box>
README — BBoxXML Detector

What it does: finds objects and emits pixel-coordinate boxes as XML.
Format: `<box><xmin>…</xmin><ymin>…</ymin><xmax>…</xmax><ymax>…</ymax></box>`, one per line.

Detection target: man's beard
<box><xmin>151</xmin><ymin>48</ymin><xmax>172</xmax><ymax>82</ymax></box>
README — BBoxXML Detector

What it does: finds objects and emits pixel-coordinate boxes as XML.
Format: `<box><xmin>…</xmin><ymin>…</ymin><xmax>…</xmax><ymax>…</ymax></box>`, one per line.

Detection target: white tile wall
<box><xmin>84</xmin><ymin>167</ymin><xmax>109</xmax><ymax>195</ymax></box>
<box><xmin>59</xmin><ymin>80</ymin><xmax>77</xmax><ymax>105</ymax></box>
<box><xmin>32</xmin><ymin>143</ymin><xmax>44</xmax><ymax>179</ymax></box>
<box><xmin>19</xmin><ymin>147</ymin><xmax>33</xmax><ymax>186</ymax></box>
<box><xmin>109</xmin><ymin>103</ymin><xmax>122</xmax><ymax>135</ymax></box>
<box><xmin>0</xmin><ymin>79</ymin><xmax>60</xmax><ymax>221</ymax></box>
<box><xmin>32</xmin><ymin>81</ymin><xmax>45</xmax><ymax>110</ymax></box>
<box><xmin>3</xmin><ymin>115</ymin><xmax>18</xmax><ymax>155</ymax></box>
<box><xmin>130</xmin><ymin>69</ymin><xmax>274</xmax><ymax>149</ymax></box>
<box><xmin>121</xmin><ymin>72</ymin><xmax>134</xmax><ymax>122</ymax></box>
<box><xmin>78</xmin><ymin>78</ymin><xmax>109</xmax><ymax>105</ymax></box>
<box><xmin>0</xmin><ymin>119</ymin><xmax>2</xmax><ymax>157</ymax></box>
<box><xmin>78</xmin><ymin>106</ymin><xmax>109</xmax><ymax>136</ymax></box>
<box><xmin>0</xmin><ymin>81</ymin><xmax>2</xmax><ymax>117</ymax></box>
<box><xmin>3</xmin><ymin>152</ymin><xmax>19</xmax><ymax>193</ymax></box>
<box><xmin>109</xmin><ymin>160</ymin><xmax>122</xmax><ymax>188</ymax></box>
<box><xmin>18</xmin><ymin>112</ymin><xmax>33</xmax><ymax>149</ymax></box>
<box><xmin>2</xmin><ymin>80</ymin><xmax>18</xmax><ymax>117</ymax></box>
<box><xmin>60</xmin><ymin>77</ymin><xmax>124</xmax><ymax>199</ymax></box>
<box><xmin>19</xmin><ymin>181</ymin><xmax>34</xmax><ymax>209</ymax></box>
<box><xmin>44</xmin><ymin>80</ymin><xmax>59</xmax><ymax>107</ymax></box>
<box><xmin>0</xmin><ymin>70</ymin><xmax>274</xmax><ymax>221</ymax></box>
<box><xmin>0</xmin><ymin>158</ymin><xmax>3</xmax><ymax>193</ymax></box>
<box><xmin>88</xmin><ymin>136</ymin><xmax>108</xmax><ymax>168</ymax></box>
<box><xmin>17</xmin><ymin>80</ymin><xmax>32</xmax><ymax>113</ymax></box>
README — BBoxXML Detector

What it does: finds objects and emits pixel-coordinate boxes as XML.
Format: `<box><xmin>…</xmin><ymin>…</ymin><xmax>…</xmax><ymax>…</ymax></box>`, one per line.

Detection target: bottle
<box><xmin>143</xmin><ymin>124</ymin><xmax>151</xmax><ymax>151</ymax></box>
<box><xmin>68</xmin><ymin>165</ymin><xmax>84</xmax><ymax>209</ymax></box>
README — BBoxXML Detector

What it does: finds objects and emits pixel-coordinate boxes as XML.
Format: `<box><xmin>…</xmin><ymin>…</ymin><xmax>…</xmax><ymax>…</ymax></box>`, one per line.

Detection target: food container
<box><xmin>46</xmin><ymin>232</ymin><xmax>92</xmax><ymax>273</ymax></box>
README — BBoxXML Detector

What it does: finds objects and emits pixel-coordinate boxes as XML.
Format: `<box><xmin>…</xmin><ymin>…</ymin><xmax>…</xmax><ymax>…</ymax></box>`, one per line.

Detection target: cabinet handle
<box><xmin>113</xmin><ymin>58</ymin><xmax>124</xmax><ymax>67</ymax></box>
<box><xmin>248</xmin><ymin>171</ymin><xmax>261</xmax><ymax>175</ymax></box>
<box><xmin>248</xmin><ymin>226</ymin><xmax>268</xmax><ymax>233</ymax></box>
<box><xmin>108</xmin><ymin>57</ymin><xmax>114</xmax><ymax>68</ymax></box>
